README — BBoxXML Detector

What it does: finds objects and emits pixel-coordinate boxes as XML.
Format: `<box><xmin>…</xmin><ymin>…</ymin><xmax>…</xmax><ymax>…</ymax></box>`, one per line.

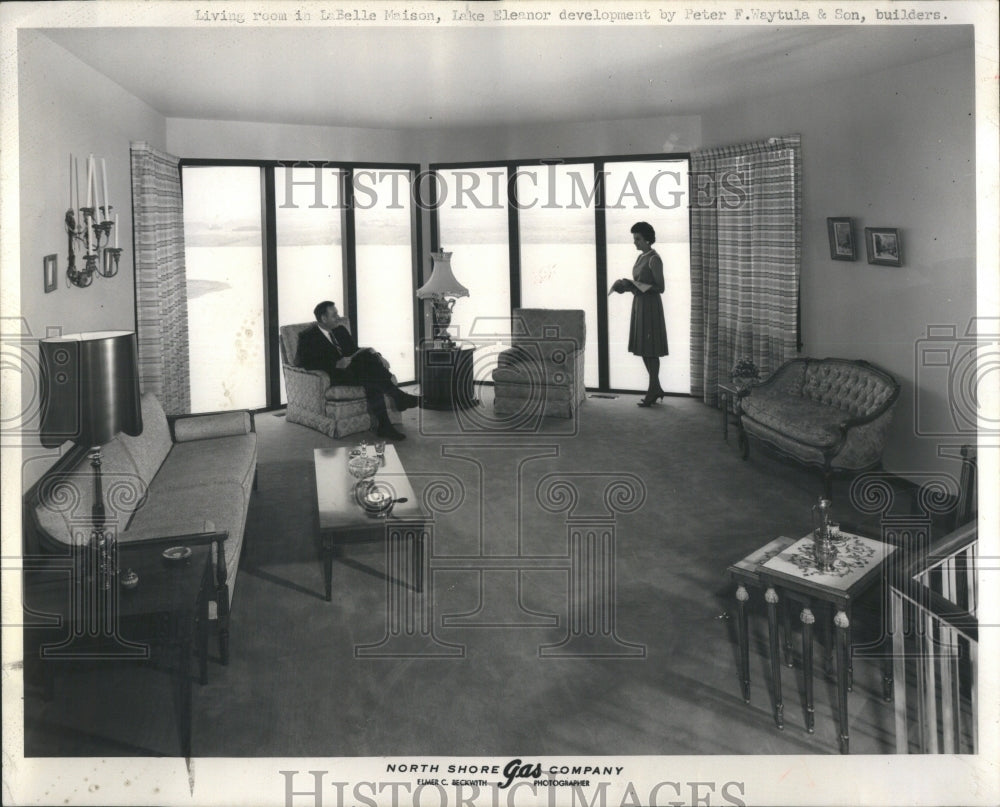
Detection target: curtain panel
<box><xmin>130</xmin><ymin>142</ymin><xmax>191</xmax><ymax>414</ymax></box>
<box><xmin>689</xmin><ymin>135</ymin><xmax>801</xmax><ymax>406</ymax></box>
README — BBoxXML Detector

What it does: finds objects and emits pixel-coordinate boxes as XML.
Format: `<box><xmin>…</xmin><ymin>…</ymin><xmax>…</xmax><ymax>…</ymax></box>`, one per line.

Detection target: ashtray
<box><xmin>162</xmin><ymin>546</ymin><xmax>192</xmax><ymax>563</ymax></box>
<box><xmin>357</xmin><ymin>484</ymin><xmax>403</xmax><ymax>518</ymax></box>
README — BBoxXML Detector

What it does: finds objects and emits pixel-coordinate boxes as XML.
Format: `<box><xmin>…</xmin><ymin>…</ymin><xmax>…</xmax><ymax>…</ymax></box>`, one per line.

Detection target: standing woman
<box><xmin>612</xmin><ymin>221</ymin><xmax>669</xmax><ymax>406</ymax></box>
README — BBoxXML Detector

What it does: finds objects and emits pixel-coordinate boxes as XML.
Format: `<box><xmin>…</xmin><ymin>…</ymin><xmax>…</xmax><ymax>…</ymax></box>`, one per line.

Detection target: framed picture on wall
<box><xmin>865</xmin><ymin>227</ymin><xmax>903</xmax><ymax>266</ymax></box>
<box><xmin>43</xmin><ymin>254</ymin><xmax>57</xmax><ymax>292</ymax></box>
<box><xmin>826</xmin><ymin>217</ymin><xmax>856</xmax><ymax>261</ymax></box>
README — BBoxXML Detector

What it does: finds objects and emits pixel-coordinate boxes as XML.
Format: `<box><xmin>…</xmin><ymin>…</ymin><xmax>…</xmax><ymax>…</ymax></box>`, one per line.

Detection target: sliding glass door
<box><xmin>182</xmin><ymin>166</ymin><xmax>267</xmax><ymax>412</ymax></box>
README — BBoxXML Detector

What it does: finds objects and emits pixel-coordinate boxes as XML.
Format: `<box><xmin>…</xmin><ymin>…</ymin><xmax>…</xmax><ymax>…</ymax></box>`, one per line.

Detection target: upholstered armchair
<box><xmin>279</xmin><ymin>322</ymin><xmax>402</xmax><ymax>439</ymax></box>
<box><xmin>492</xmin><ymin>308</ymin><xmax>586</xmax><ymax>419</ymax></box>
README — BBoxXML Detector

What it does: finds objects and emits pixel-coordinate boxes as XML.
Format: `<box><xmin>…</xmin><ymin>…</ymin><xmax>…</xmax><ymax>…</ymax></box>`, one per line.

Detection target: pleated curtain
<box><xmin>129</xmin><ymin>142</ymin><xmax>191</xmax><ymax>414</ymax></box>
<box><xmin>689</xmin><ymin>135</ymin><xmax>801</xmax><ymax>405</ymax></box>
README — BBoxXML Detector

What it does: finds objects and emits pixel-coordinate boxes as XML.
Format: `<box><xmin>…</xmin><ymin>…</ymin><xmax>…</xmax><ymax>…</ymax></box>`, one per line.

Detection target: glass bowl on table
<box><xmin>347</xmin><ymin>454</ymin><xmax>380</xmax><ymax>495</ymax></box>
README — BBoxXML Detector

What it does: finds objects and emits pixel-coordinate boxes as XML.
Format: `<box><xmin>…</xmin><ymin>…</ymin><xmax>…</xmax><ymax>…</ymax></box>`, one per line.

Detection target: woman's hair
<box><xmin>630</xmin><ymin>221</ymin><xmax>656</xmax><ymax>244</ymax></box>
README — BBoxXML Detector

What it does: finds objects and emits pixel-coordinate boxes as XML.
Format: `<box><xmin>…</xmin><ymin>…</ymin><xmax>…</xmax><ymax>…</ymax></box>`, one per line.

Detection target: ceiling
<box><xmin>41</xmin><ymin>24</ymin><xmax>972</xmax><ymax>129</ymax></box>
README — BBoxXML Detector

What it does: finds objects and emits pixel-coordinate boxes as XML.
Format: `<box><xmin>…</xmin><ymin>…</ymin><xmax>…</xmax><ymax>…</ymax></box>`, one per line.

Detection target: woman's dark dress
<box><xmin>628</xmin><ymin>249</ymin><xmax>669</xmax><ymax>357</ymax></box>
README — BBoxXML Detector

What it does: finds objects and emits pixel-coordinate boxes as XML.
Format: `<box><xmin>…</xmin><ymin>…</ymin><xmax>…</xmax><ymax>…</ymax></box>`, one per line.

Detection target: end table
<box><xmin>418</xmin><ymin>342</ymin><xmax>477</xmax><ymax>410</ymax></box>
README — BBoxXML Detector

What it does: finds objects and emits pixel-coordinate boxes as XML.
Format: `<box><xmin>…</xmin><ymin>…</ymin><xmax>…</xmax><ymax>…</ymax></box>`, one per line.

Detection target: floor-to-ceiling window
<box><xmin>435</xmin><ymin>166</ymin><xmax>512</xmax><ymax>378</ymax></box>
<box><xmin>431</xmin><ymin>154</ymin><xmax>690</xmax><ymax>394</ymax></box>
<box><xmin>517</xmin><ymin>162</ymin><xmax>599</xmax><ymax>388</ymax></box>
<box><xmin>182</xmin><ymin>161</ymin><xmax>420</xmax><ymax>412</ymax></box>
<box><xmin>604</xmin><ymin>159</ymin><xmax>690</xmax><ymax>393</ymax></box>
<box><xmin>353</xmin><ymin>169</ymin><xmax>417</xmax><ymax>381</ymax></box>
<box><xmin>181</xmin><ymin>166</ymin><xmax>267</xmax><ymax>412</ymax></box>
<box><xmin>275</xmin><ymin>164</ymin><xmax>345</xmax><ymax>403</ymax></box>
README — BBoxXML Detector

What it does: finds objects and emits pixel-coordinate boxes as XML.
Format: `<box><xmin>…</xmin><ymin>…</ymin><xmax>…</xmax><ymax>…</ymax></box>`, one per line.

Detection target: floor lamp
<box><xmin>40</xmin><ymin>330</ymin><xmax>143</xmax><ymax>589</ymax></box>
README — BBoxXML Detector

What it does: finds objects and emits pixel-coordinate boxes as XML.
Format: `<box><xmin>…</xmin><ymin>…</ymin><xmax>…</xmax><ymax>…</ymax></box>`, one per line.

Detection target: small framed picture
<box><xmin>43</xmin><ymin>254</ymin><xmax>57</xmax><ymax>292</ymax></box>
<box><xmin>865</xmin><ymin>227</ymin><xmax>902</xmax><ymax>266</ymax></box>
<box><xmin>827</xmin><ymin>217</ymin><xmax>856</xmax><ymax>261</ymax></box>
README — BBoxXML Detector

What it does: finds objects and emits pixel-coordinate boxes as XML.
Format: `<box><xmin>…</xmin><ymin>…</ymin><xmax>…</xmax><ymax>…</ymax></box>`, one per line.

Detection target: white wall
<box><xmin>17</xmin><ymin>31</ymin><xmax>167</xmax><ymax>488</ymax></box>
<box><xmin>412</xmin><ymin>114</ymin><xmax>701</xmax><ymax>163</ymax></box>
<box><xmin>166</xmin><ymin>117</ymin><xmax>422</xmax><ymax>164</ymax></box>
<box><xmin>701</xmin><ymin>46</ymin><xmax>976</xmax><ymax>480</ymax></box>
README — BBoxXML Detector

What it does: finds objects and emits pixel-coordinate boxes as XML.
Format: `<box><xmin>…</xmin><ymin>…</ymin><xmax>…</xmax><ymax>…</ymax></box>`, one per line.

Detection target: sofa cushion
<box><xmin>324</xmin><ymin>384</ymin><xmax>369</xmax><ymax>401</ymax></box>
<box><xmin>124</xmin><ymin>479</ymin><xmax>247</xmax><ymax>606</ymax></box>
<box><xmin>174</xmin><ymin>410</ymin><xmax>252</xmax><ymax>442</ymax></box>
<box><xmin>117</xmin><ymin>392</ymin><xmax>172</xmax><ymax>487</ymax></box>
<box><xmin>802</xmin><ymin>362</ymin><xmax>896</xmax><ymax>417</ymax></box>
<box><xmin>152</xmin><ymin>433</ymin><xmax>258</xmax><ymax>495</ymax></box>
<box><xmin>742</xmin><ymin>387</ymin><xmax>845</xmax><ymax>448</ymax></box>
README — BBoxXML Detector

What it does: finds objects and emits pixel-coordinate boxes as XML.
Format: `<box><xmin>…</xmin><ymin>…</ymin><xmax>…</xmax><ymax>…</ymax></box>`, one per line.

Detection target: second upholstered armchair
<box><xmin>279</xmin><ymin>321</ymin><xmax>402</xmax><ymax>439</ymax></box>
<box><xmin>491</xmin><ymin>308</ymin><xmax>586</xmax><ymax>420</ymax></box>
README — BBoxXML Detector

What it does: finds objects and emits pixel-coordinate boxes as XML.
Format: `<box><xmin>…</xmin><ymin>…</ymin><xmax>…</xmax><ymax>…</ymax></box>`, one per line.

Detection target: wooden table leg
<box><xmin>800</xmin><ymin>606</ymin><xmax>815</xmax><ymax>733</ymax></box>
<box><xmin>847</xmin><ymin>622</ymin><xmax>854</xmax><ymax>692</ymax></box>
<box><xmin>765</xmin><ymin>586</ymin><xmax>784</xmax><ymax>730</ymax></box>
<box><xmin>782</xmin><ymin>601</ymin><xmax>794</xmax><ymax>668</ymax></box>
<box><xmin>735</xmin><ymin>584</ymin><xmax>751</xmax><ymax>703</ymax></box>
<box><xmin>834</xmin><ymin>609</ymin><xmax>851</xmax><ymax>754</ymax></box>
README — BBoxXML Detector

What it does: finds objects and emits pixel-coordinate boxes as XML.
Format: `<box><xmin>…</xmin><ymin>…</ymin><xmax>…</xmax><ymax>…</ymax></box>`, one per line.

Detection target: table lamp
<box><xmin>39</xmin><ymin>330</ymin><xmax>143</xmax><ymax>587</ymax></box>
<box><xmin>416</xmin><ymin>250</ymin><xmax>469</xmax><ymax>347</ymax></box>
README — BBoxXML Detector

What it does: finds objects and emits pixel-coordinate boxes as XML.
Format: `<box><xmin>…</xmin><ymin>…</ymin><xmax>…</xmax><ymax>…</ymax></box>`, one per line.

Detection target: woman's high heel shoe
<box><xmin>637</xmin><ymin>391</ymin><xmax>666</xmax><ymax>407</ymax></box>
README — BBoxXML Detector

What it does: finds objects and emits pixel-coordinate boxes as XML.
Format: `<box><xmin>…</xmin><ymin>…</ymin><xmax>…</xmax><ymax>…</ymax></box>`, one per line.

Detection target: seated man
<box><xmin>296</xmin><ymin>301</ymin><xmax>419</xmax><ymax>440</ymax></box>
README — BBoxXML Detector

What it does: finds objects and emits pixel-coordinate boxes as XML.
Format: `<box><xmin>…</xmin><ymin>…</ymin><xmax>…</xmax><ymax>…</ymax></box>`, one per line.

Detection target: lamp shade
<box><xmin>416</xmin><ymin>251</ymin><xmax>470</xmax><ymax>299</ymax></box>
<box><xmin>39</xmin><ymin>331</ymin><xmax>143</xmax><ymax>448</ymax></box>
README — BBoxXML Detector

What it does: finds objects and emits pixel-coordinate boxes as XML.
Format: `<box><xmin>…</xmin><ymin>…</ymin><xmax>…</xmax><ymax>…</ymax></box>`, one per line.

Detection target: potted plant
<box><xmin>730</xmin><ymin>357</ymin><xmax>760</xmax><ymax>393</ymax></box>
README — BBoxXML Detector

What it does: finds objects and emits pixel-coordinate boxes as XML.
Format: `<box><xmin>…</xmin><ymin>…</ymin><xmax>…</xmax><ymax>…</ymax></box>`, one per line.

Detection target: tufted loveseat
<box><xmin>737</xmin><ymin>357</ymin><xmax>900</xmax><ymax>496</ymax></box>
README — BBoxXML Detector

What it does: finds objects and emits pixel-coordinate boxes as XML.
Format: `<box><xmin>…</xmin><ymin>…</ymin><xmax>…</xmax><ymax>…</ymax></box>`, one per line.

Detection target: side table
<box><xmin>418</xmin><ymin>342</ymin><xmax>477</xmax><ymax>410</ymax></box>
<box><xmin>718</xmin><ymin>381</ymin><xmax>748</xmax><ymax>441</ymax></box>
<box><xmin>23</xmin><ymin>540</ymin><xmax>212</xmax><ymax>757</ymax></box>
<box><xmin>730</xmin><ymin>531</ymin><xmax>896</xmax><ymax>754</ymax></box>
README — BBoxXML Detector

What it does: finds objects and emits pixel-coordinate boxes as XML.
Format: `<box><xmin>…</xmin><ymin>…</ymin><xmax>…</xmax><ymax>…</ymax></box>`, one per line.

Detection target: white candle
<box><xmin>93</xmin><ymin>164</ymin><xmax>102</xmax><ymax>219</ymax></box>
<box><xmin>86</xmin><ymin>155</ymin><xmax>93</xmax><ymax>207</ymax></box>
<box><xmin>74</xmin><ymin>156</ymin><xmax>80</xmax><ymax>214</ymax></box>
<box><xmin>101</xmin><ymin>159</ymin><xmax>109</xmax><ymax>220</ymax></box>
<box><xmin>69</xmin><ymin>154</ymin><xmax>72</xmax><ymax>209</ymax></box>
<box><xmin>88</xmin><ymin>218</ymin><xmax>93</xmax><ymax>253</ymax></box>
<box><xmin>115</xmin><ymin>213</ymin><xmax>119</xmax><ymax>248</ymax></box>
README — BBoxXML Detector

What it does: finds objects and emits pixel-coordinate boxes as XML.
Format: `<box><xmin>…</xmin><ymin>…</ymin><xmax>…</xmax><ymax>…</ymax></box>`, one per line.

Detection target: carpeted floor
<box><xmin>24</xmin><ymin>388</ymin><xmax>916</xmax><ymax>757</ymax></box>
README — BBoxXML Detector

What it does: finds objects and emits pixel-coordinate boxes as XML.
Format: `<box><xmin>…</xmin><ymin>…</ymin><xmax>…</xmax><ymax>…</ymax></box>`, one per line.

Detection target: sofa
<box><xmin>737</xmin><ymin>357</ymin><xmax>900</xmax><ymax>496</ymax></box>
<box><xmin>279</xmin><ymin>321</ymin><xmax>402</xmax><ymax>438</ymax></box>
<box><xmin>26</xmin><ymin>392</ymin><xmax>257</xmax><ymax>664</ymax></box>
<box><xmin>492</xmin><ymin>308</ymin><xmax>587</xmax><ymax>419</ymax></box>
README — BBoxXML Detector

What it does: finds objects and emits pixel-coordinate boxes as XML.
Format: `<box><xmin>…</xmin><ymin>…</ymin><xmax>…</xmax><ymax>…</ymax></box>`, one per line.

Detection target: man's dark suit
<box><xmin>295</xmin><ymin>323</ymin><xmax>401</xmax><ymax>421</ymax></box>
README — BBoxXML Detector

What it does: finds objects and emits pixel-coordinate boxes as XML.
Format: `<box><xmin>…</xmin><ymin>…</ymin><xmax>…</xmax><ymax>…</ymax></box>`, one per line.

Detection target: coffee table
<box><xmin>314</xmin><ymin>445</ymin><xmax>423</xmax><ymax>601</ymax></box>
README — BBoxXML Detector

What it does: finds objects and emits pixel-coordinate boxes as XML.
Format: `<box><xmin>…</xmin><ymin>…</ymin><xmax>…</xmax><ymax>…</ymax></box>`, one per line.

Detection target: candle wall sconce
<box><xmin>65</xmin><ymin>153</ymin><xmax>122</xmax><ymax>288</ymax></box>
